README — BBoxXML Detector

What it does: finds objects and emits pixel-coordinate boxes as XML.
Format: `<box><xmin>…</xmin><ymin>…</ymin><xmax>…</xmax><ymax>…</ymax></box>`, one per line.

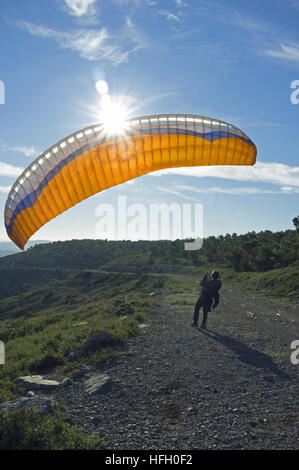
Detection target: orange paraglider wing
<box><xmin>4</xmin><ymin>114</ymin><xmax>257</xmax><ymax>249</ymax></box>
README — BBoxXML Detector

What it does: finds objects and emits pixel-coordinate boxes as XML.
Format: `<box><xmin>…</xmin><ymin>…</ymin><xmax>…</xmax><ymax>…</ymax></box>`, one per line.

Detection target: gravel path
<box><xmin>53</xmin><ymin>283</ymin><xmax>299</xmax><ymax>450</ymax></box>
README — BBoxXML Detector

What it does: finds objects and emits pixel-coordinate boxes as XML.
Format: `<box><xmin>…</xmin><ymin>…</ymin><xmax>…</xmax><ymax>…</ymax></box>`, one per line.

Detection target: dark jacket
<box><xmin>199</xmin><ymin>274</ymin><xmax>222</xmax><ymax>303</ymax></box>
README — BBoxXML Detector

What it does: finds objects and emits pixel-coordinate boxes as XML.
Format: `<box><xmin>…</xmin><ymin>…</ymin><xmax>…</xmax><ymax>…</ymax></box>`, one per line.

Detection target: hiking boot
<box><xmin>201</xmin><ymin>324</ymin><xmax>207</xmax><ymax>329</ymax></box>
<box><xmin>191</xmin><ymin>322</ymin><xmax>198</xmax><ymax>327</ymax></box>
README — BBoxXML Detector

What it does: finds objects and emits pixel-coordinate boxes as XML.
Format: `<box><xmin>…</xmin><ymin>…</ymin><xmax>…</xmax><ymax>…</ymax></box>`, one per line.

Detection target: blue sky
<box><xmin>0</xmin><ymin>0</ymin><xmax>299</xmax><ymax>245</ymax></box>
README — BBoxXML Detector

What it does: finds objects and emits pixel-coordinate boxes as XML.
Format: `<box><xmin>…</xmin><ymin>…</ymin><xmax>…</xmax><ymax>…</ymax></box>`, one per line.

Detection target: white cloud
<box><xmin>154</xmin><ymin>186</ymin><xmax>201</xmax><ymax>202</ymax></box>
<box><xmin>125</xmin><ymin>16</ymin><xmax>147</xmax><ymax>51</ymax></box>
<box><xmin>228</xmin><ymin>11</ymin><xmax>299</xmax><ymax>65</ymax></box>
<box><xmin>229</xmin><ymin>12</ymin><xmax>272</xmax><ymax>34</ymax></box>
<box><xmin>215</xmin><ymin>8</ymin><xmax>299</xmax><ymax>66</ymax></box>
<box><xmin>152</xmin><ymin>161</ymin><xmax>299</xmax><ymax>189</ymax></box>
<box><xmin>281</xmin><ymin>186</ymin><xmax>299</xmax><ymax>193</ymax></box>
<box><xmin>174</xmin><ymin>0</ymin><xmax>187</xmax><ymax>7</ymax></box>
<box><xmin>0</xmin><ymin>140</ymin><xmax>38</xmax><ymax>158</ymax></box>
<box><xmin>264</xmin><ymin>43</ymin><xmax>299</xmax><ymax>63</ymax></box>
<box><xmin>17</xmin><ymin>20</ymin><xmax>144</xmax><ymax>64</ymax></box>
<box><xmin>0</xmin><ymin>162</ymin><xmax>24</xmax><ymax>177</ymax></box>
<box><xmin>159</xmin><ymin>10</ymin><xmax>180</xmax><ymax>21</ymax></box>
<box><xmin>64</xmin><ymin>0</ymin><xmax>97</xmax><ymax>17</ymax></box>
<box><xmin>177</xmin><ymin>184</ymin><xmax>299</xmax><ymax>195</ymax></box>
<box><xmin>0</xmin><ymin>186</ymin><xmax>11</xmax><ymax>194</ymax></box>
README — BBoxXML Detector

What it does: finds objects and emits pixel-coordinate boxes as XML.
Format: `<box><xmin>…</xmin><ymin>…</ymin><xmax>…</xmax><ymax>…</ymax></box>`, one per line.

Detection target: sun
<box><xmin>99</xmin><ymin>95</ymin><xmax>129</xmax><ymax>136</ymax></box>
<box><xmin>95</xmin><ymin>80</ymin><xmax>131</xmax><ymax>136</ymax></box>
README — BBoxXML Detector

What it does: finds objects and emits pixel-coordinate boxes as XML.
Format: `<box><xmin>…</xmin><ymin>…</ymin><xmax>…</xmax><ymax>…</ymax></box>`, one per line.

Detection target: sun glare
<box><xmin>99</xmin><ymin>96</ymin><xmax>129</xmax><ymax>135</ymax></box>
<box><xmin>95</xmin><ymin>80</ymin><xmax>130</xmax><ymax>136</ymax></box>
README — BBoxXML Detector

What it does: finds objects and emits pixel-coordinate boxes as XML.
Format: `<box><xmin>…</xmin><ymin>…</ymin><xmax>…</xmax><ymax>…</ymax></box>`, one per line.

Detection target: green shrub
<box><xmin>30</xmin><ymin>354</ymin><xmax>65</xmax><ymax>374</ymax></box>
<box><xmin>0</xmin><ymin>408</ymin><xmax>102</xmax><ymax>450</ymax></box>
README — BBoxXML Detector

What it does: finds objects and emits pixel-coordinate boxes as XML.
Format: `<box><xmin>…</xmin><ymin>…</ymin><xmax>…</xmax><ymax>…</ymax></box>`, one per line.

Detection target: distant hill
<box><xmin>0</xmin><ymin>239</ymin><xmax>153</xmax><ymax>270</ymax></box>
<box><xmin>0</xmin><ymin>240</ymin><xmax>50</xmax><ymax>257</ymax></box>
<box><xmin>0</xmin><ymin>249</ymin><xmax>18</xmax><ymax>258</ymax></box>
<box><xmin>1</xmin><ymin>227</ymin><xmax>297</xmax><ymax>274</ymax></box>
<box><xmin>0</xmin><ymin>229</ymin><xmax>297</xmax><ymax>300</ymax></box>
<box><xmin>0</xmin><ymin>230</ymin><xmax>298</xmax><ymax>273</ymax></box>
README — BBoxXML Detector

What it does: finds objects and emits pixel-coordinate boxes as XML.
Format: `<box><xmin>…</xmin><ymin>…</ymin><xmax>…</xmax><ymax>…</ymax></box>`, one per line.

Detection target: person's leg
<box><xmin>201</xmin><ymin>303</ymin><xmax>209</xmax><ymax>329</ymax></box>
<box><xmin>193</xmin><ymin>298</ymin><xmax>203</xmax><ymax>326</ymax></box>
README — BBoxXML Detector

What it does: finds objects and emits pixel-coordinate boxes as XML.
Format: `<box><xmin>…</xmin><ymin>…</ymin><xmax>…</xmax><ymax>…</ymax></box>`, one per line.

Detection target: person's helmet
<box><xmin>211</xmin><ymin>270</ymin><xmax>220</xmax><ymax>279</ymax></box>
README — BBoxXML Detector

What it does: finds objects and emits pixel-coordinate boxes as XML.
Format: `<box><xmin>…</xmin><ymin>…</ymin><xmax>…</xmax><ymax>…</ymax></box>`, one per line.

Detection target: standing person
<box><xmin>191</xmin><ymin>270</ymin><xmax>222</xmax><ymax>329</ymax></box>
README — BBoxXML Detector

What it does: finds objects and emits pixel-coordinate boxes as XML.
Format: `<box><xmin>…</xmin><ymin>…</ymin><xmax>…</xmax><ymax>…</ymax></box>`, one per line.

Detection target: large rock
<box><xmin>80</xmin><ymin>330</ymin><xmax>112</xmax><ymax>355</ymax></box>
<box><xmin>61</xmin><ymin>378</ymin><xmax>73</xmax><ymax>387</ymax></box>
<box><xmin>0</xmin><ymin>396</ymin><xmax>57</xmax><ymax>415</ymax></box>
<box><xmin>14</xmin><ymin>375</ymin><xmax>60</xmax><ymax>391</ymax></box>
<box><xmin>84</xmin><ymin>373</ymin><xmax>112</xmax><ymax>395</ymax></box>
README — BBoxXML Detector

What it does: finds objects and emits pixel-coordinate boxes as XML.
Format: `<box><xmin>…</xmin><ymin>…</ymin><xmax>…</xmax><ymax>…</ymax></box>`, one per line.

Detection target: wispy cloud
<box><xmin>177</xmin><ymin>184</ymin><xmax>299</xmax><ymax>195</ymax></box>
<box><xmin>229</xmin><ymin>11</ymin><xmax>299</xmax><ymax>65</ymax></box>
<box><xmin>174</xmin><ymin>0</ymin><xmax>187</xmax><ymax>7</ymax></box>
<box><xmin>0</xmin><ymin>162</ymin><xmax>24</xmax><ymax>177</ymax></box>
<box><xmin>208</xmin><ymin>7</ymin><xmax>299</xmax><ymax>66</ymax></box>
<box><xmin>0</xmin><ymin>186</ymin><xmax>11</xmax><ymax>194</ymax></box>
<box><xmin>154</xmin><ymin>181</ymin><xmax>299</xmax><ymax>199</ymax></box>
<box><xmin>228</xmin><ymin>12</ymin><xmax>274</xmax><ymax>34</ymax></box>
<box><xmin>152</xmin><ymin>162</ymin><xmax>299</xmax><ymax>189</ymax></box>
<box><xmin>63</xmin><ymin>0</ymin><xmax>97</xmax><ymax>17</ymax></box>
<box><xmin>125</xmin><ymin>16</ymin><xmax>147</xmax><ymax>51</ymax></box>
<box><xmin>16</xmin><ymin>20</ymin><xmax>144</xmax><ymax>65</ymax></box>
<box><xmin>0</xmin><ymin>140</ymin><xmax>38</xmax><ymax>158</ymax></box>
<box><xmin>159</xmin><ymin>10</ymin><xmax>180</xmax><ymax>21</ymax></box>
<box><xmin>263</xmin><ymin>42</ymin><xmax>299</xmax><ymax>63</ymax></box>
<box><xmin>154</xmin><ymin>186</ymin><xmax>201</xmax><ymax>202</ymax></box>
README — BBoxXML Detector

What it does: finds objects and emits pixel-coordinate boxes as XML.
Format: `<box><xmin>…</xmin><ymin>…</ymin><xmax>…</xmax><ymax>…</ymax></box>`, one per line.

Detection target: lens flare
<box><xmin>95</xmin><ymin>80</ymin><xmax>109</xmax><ymax>96</ymax></box>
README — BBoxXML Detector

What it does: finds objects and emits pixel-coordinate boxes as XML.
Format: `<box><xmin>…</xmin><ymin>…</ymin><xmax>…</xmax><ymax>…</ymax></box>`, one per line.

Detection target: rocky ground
<box><xmin>52</xmin><ymin>282</ymin><xmax>299</xmax><ymax>450</ymax></box>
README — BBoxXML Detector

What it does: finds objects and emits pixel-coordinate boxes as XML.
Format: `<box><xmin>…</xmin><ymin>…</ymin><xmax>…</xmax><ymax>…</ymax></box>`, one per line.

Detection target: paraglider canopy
<box><xmin>4</xmin><ymin>114</ymin><xmax>257</xmax><ymax>249</ymax></box>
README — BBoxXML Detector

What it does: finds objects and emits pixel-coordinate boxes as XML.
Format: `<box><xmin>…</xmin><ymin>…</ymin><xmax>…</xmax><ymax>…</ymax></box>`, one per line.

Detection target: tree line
<box><xmin>1</xmin><ymin>218</ymin><xmax>298</xmax><ymax>274</ymax></box>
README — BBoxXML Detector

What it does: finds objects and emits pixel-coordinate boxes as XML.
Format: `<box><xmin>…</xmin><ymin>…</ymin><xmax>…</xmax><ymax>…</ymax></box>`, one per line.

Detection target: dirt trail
<box><xmin>54</xmin><ymin>282</ymin><xmax>299</xmax><ymax>450</ymax></box>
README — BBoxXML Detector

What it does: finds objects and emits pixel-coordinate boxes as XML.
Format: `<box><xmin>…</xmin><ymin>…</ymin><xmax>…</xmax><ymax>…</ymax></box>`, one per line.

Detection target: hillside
<box><xmin>54</xmin><ymin>283</ymin><xmax>299</xmax><ymax>450</ymax></box>
<box><xmin>0</xmin><ymin>230</ymin><xmax>298</xmax><ymax>449</ymax></box>
<box><xmin>1</xmin><ymin>229</ymin><xmax>298</xmax><ymax>273</ymax></box>
<box><xmin>0</xmin><ymin>269</ymin><xmax>159</xmax><ymax>403</ymax></box>
<box><xmin>1</xmin><ymin>229</ymin><xmax>298</xmax><ymax>300</ymax></box>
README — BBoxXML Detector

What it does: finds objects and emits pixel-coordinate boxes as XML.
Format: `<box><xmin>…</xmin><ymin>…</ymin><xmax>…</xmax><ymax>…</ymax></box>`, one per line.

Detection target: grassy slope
<box><xmin>220</xmin><ymin>265</ymin><xmax>299</xmax><ymax>301</ymax></box>
<box><xmin>0</xmin><ymin>238</ymin><xmax>297</xmax><ymax>449</ymax></box>
<box><xmin>0</xmin><ymin>271</ymin><xmax>159</xmax><ymax>404</ymax></box>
